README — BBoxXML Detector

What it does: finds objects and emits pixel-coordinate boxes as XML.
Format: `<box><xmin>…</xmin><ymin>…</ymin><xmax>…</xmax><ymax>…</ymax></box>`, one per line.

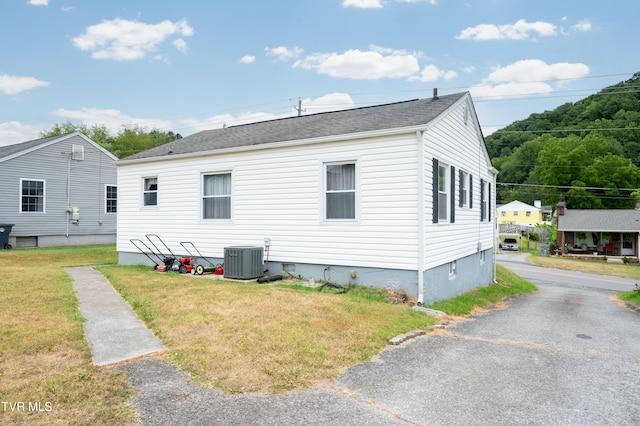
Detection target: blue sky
<box><xmin>1</xmin><ymin>0</ymin><xmax>638</xmax><ymax>146</ymax></box>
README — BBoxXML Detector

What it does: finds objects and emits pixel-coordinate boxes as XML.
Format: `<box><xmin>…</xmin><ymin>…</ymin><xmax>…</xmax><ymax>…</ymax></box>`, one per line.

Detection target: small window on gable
<box><xmin>143</xmin><ymin>177</ymin><xmax>158</xmax><ymax>206</ymax></box>
<box><xmin>325</xmin><ymin>162</ymin><xmax>356</xmax><ymax>220</ymax></box>
<box><xmin>203</xmin><ymin>173</ymin><xmax>232</xmax><ymax>219</ymax></box>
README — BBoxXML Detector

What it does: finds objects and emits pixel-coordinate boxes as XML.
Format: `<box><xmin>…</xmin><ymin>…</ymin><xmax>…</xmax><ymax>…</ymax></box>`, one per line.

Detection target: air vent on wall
<box><xmin>71</xmin><ymin>144</ymin><xmax>84</xmax><ymax>160</ymax></box>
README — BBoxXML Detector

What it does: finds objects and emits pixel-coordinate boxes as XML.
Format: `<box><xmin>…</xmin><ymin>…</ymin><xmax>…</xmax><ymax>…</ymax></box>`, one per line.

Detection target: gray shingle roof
<box><xmin>558</xmin><ymin>209</ymin><xmax>640</xmax><ymax>232</ymax></box>
<box><xmin>0</xmin><ymin>134</ymin><xmax>61</xmax><ymax>160</ymax></box>
<box><xmin>122</xmin><ymin>93</ymin><xmax>467</xmax><ymax>161</ymax></box>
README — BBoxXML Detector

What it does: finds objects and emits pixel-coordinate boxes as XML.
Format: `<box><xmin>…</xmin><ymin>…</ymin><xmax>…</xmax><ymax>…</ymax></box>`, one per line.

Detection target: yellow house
<box><xmin>497</xmin><ymin>200</ymin><xmax>543</xmax><ymax>227</ymax></box>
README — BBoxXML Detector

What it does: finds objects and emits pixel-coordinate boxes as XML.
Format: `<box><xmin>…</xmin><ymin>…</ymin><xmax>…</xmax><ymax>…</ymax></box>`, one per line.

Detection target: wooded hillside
<box><xmin>486</xmin><ymin>72</ymin><xmax>640</xmax><ymax>209</ymax></box>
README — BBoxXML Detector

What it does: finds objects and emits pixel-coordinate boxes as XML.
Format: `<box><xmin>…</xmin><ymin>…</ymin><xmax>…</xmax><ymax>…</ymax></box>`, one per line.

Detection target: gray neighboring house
<box><xmin>0</xmin><ymin>132</ymin><xmax>118</xmax><ymax>248</ymax></box>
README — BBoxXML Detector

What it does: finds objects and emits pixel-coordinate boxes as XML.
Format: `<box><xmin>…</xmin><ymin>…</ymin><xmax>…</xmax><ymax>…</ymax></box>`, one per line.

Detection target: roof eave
<box><xmin>117</xmin><ymin>124</ymin><xmax>429</xmax><ymax>166</ymax></box>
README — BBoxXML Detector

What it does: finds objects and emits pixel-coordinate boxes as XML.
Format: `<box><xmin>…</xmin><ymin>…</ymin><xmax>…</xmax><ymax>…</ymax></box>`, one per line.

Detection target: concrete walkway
<box><xmin>67</xmin><ymin>266</ymin><xmax>164</xmax><ymax>366</ymax></box>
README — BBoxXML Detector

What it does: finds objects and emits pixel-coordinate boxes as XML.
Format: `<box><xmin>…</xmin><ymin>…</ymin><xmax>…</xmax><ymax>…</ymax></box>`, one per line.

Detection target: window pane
<box><xmin>438</xmin><ymin>165</ymin><xmax>446</xmax><ymax>192</ymax></box>
<box><xmin>326</xmin><ymin>192</ymin><xmax>355</xmax><ymax>219</ymax></box>
<box><xmin>438</xmin><ymin>193</ymin><xmax>447</xmax><ymax>220</ymax></box>
<box><xmin>21</xmin><ymin>180</ymin><xmax>44</xmax><ymax>212</ymax></box>
<box><xmin>327</xmin><ymin>164</ymin><xmax>355</xmax><ymax>191</ymax></box>
<box><xmin>204</xmin><ymin>174</ymin><xmax>231</xmax><ymax>196</ymax></box>
<box><xmin>203</xmin><ymin>197</ymin><xmax>231</xmax><ymax>219</ymax></box>
<box><xmin>144</xmin><ymin>178</ymin><xmax>157</xmax><ymax>191</ymax></box>
<box><xmin>144</xmin><ymin>192</ymin><xmax>157</xmax><ymax>206</ymax></box>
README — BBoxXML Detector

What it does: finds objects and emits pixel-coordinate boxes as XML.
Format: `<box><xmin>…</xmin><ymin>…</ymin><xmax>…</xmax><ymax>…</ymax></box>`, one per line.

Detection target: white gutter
<box><xmin>116</xmin><ymin>124</ymin><xmax>430</xmax><ymax>166</ymax></box>
<box><xmin>416</xmin><ymin>130</ymin><xmax>425</xmax><ymax>304</ymax></box>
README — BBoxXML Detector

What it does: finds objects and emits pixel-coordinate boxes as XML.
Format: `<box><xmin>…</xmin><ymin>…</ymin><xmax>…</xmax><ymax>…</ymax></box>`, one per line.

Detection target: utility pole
<box><xmin>295</xmin><ymin>99</ymin><xmax>305</xmax><ymax>116</ymax></box>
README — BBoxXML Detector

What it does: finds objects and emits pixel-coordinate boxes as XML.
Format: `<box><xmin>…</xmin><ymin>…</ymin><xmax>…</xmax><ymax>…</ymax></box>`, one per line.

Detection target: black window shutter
<box><xmin>469</xmin><ymin>174</ymin><xmax>473</xmax><ymax>209</ymax></box>
<box><xmin>432</xmin><ymin>158</ymin><xmax>439</xmax><ymax>224</ymax></box>
<box><xmin>458</xmin><ymin>169</ymin><xmax>463</xmax><ymax>208</ymax></box>
<box><xmin>480</xmin><ymin>179</ymin><xmax>485</xmax><ymax>220</ymax></box>
<box><xmin>488</xmin><ymin>182</ymin><xmax>492</xmax><ymax>222</ymax></box>
<box><xmin>450</xmin><ymin>166</ymin><xmax>456</xmax><ymax>223</ymax></box>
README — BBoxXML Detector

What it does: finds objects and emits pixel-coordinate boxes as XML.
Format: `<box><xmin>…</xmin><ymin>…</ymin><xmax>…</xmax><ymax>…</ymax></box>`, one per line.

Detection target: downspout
<box><xmin>416</xmin><ymin>130</ymin><xmax>425</xmax><ymax>304</ymax></box>
<box><xmin>66</xmin><ymin>155</ymin><xmax>71</xmax><ymax>238</ymax></box>
<box><xmin>492</xmin><ymin>168</ymin><xmax>499</xmax><ymax>283</ymax></box>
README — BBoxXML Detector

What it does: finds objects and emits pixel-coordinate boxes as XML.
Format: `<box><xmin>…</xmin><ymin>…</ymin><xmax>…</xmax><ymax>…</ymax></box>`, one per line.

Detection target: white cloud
<box><xmin>341</xmin><ymin>0</ymin><xmax>383</xmax><ymax>8</ymax></box>
<box><xmin>72</xmin><ymin>18</ymin><xmax>194</xmax><ymax>61</ymax></box>
<box><xmin>412</xmin><ymin>64</ymin><xmax>457</xmax><ymax>82</ymax></box>
<box><xmin>0</xmin><ymin>74</ymin><xmax>50</xmax><ymax>95</ymax></box>
<box><xmin>173</xmin><ymin>38</ymin><xmax>188</xmax><ymax>54</ymax></box>
<box><xmin>28</xmin><ymin>0</ymin><xmax>48</xmax><ymax>6</ymax></box>
<box><xmin>54</xmin><ymin>107</ymin><xmax>172</xmax><ymax>135</ymax></box>
<box><xmin>265</xmin><ymin>46</ymin><xmax>303</xmax><ymax>61</ymax></box>
<box><xmin>342</xmin><ymin>0</ymin><xmax>437</xmax><ymax>7</ymax></box>
<box><xmin>457</xmin><ymin>19</ymin><xmax>557</xmax><ymax>41</ymax></box>
<box><xmin>181</xmin><ymin>93</ymin><xmax>355</xmax><ymax>132</ymax></box>
<box><xmin>298</xmin><ymin>93</ymin><xmax>355</xmax><ymax>114</ymax></box>
<box><xmin>240</xmin><ymin>55</ymin><xmax>256</xmax><ymax>64</ymax></box>
<box><xmin>571</xmin><ymin>19</ymin><xmax>592</xmax><ymax>32</ymax></box>
<box><xmin>0</xmin><ymin>121</ymin><xmax>42</xmax><ymax>146</ymax></box>
<box><xmin>469</xmin><ymin>59</ymin><xmax>589</xmax><ymax>99</ymax></box>
<box><xmin>294</xmin><ymin>47</ymin><xmax>420</xmax><ymax>80</ymax></box>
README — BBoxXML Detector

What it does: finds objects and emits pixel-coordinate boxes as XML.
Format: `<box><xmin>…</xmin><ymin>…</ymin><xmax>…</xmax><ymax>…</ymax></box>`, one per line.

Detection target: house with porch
<box><xmin>556</xmin><ymin>202</ymin><xmax>640</xmax><ymax>258</ymax></box>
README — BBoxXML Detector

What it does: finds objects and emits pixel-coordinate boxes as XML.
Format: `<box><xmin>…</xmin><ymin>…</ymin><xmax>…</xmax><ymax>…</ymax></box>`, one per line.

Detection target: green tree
<box><xmin>40</xmin><ymin>122</ymin><xmax>182</xmax><ymax>158</ymax></box>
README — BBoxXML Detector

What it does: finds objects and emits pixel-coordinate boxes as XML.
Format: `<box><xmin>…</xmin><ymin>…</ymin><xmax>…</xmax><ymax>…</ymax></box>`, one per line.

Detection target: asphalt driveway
<box><xmin>116</xmin><ymin>263</ymin><xmax>640</xmax><ymax>425</ymax></box>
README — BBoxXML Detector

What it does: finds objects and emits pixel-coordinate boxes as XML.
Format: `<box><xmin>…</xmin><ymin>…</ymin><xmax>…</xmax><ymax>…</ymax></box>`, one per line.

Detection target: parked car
<box><xmin>502</xmin><ymin>238</ymin><xmax>519</xmax><ymax>251</ymax></box>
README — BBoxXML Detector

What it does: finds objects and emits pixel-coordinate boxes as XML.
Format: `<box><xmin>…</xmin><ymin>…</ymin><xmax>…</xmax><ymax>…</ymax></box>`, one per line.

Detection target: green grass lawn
<box><xmin>0</xmin><ymin>245</ymin><xmax>137</xmax><ymax>426</ymax></box>
<box><xmin>1</xmin><ymin>245</ymin><xmax>539</xmax><ymax>424</ymax></box>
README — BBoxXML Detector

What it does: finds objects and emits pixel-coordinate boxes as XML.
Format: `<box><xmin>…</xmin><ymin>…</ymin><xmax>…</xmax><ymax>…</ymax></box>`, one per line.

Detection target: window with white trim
<box><xmin>438</xmin><ymin>163</ymin><xmax>448</xmax><ymax>221</ymax></box>
<box><xmin>325</xmin><ymin>162</ymin><xmax>356</xmax><ymax>220</ymax></box>
<box><xmin>203</xmin><ymin>173</ymin><xmax>231</xmax><ymax>219</ymax></box>
<box><xmin>21</xmin><ymin>179</ymin><xmax>45</xmax><ymax>212</ymax></box>
<box><xmin>143</xmin><ymin>177</ymin><xmax>158</xmax><ymax>206</ymax></box>
<box><xmin>106</xmin><ymin>185</ymin><xmax>117</xmax><ymax>213</ymax></box>
<box><xmin>460</xmin><ymin>170</ymin><xmax>469</xmax><ymax>208</ymax></box>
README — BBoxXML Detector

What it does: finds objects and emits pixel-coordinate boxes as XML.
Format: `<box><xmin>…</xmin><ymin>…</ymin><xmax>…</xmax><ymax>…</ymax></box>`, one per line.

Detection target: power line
<box><xmin>497</xmin><ymin>182</ymin><xmax>640</xmax><ymax>192</ymax></box>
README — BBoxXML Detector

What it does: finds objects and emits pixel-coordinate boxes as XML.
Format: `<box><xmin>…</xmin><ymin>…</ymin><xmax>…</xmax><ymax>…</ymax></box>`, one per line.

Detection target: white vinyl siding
<box><xmin>203</xmin><ymin>172</ymin><xmax>232</xmax><ymax>219</ymax></box>
<box><xmin>423</xmin><ymin>98</ymin><xmax>495</xmax><ymax>270</ymax></box>
<box><xmin>117</xmin><ymin>135</ymin><xmax>419</xmax><ymax>270</ymax></box>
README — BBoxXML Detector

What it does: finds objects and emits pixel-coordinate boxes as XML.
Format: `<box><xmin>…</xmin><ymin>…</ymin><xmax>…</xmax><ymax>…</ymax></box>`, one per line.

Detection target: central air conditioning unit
<box><xmin>224</xmin><ymin>246</ymin><xmax>264</xmax><ymax>279</ymax></box>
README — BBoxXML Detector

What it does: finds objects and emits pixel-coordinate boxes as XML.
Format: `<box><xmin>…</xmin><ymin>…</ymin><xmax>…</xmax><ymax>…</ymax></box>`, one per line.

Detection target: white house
<box><xmin>0</xmin><ymin>132</ymin><xmax>118</xmax><ymax>248</ymax></box>
<box><xmin>116</xmin><ymin>92</ymin><xmax>497</xmax><ymax>304</ymax></box>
